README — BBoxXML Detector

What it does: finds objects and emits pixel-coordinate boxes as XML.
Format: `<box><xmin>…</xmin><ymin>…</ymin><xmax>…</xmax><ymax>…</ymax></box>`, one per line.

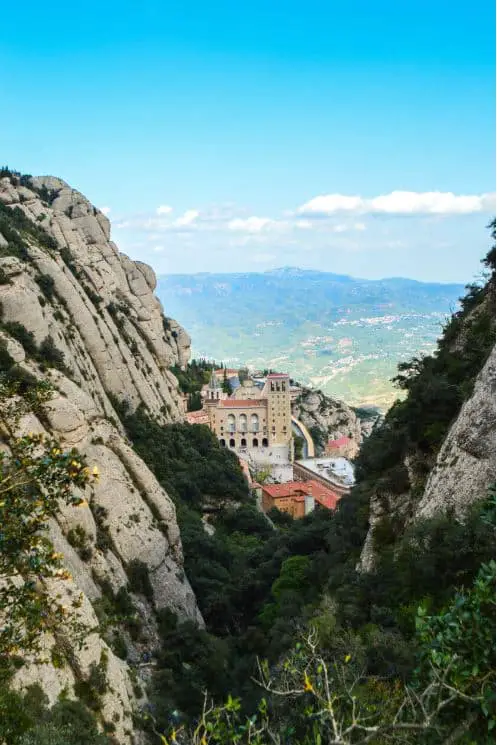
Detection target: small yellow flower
<box><xmin>304</xmin><ymin>671</ymin><xmax>314</xmax><ymax>693</ymax></box>
<box><xmin>92</xmin><ymin>465</ymin><xmax>100</xmax><ymax>479</ymax></box>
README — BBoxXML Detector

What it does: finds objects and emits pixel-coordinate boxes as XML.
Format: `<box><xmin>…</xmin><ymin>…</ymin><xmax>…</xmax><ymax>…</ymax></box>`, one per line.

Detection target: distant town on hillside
<box><xmin>158</xmin><ymin>268</ymin><xmax>465</xmax><ymax>409</ymax></box>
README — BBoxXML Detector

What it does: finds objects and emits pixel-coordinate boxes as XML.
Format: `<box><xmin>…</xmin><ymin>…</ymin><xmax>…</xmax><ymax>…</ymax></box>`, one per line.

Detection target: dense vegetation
<box><xmin>118</xmin><ymin>226</ymin><xmax>496</xmax><ymax>743</ymax></box>
<box><xmin>0</xmin><ymin>172</ymin><xmax>493</xmax><ymax>745</ymax></box>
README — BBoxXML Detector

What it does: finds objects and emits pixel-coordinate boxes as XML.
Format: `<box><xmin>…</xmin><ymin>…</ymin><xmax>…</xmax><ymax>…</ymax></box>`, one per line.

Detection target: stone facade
<box><xmin>204</xmin><ymin>372</ymin><xmax>293</xmax><ymax>455</ymax></box>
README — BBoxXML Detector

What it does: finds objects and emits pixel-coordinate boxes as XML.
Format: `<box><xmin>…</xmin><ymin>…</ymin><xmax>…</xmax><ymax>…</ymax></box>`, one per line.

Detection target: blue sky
<box><xmin>1</xmin><ymin>0</ymin><xmax>495</xmax><ymax>281</ymax></box>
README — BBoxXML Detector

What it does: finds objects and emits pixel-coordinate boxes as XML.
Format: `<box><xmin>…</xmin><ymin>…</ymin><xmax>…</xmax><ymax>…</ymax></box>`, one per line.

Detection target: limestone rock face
<box><xmin>359</xmin><ymin>348</ymin><xmax>496</xmax><ymax>573</ymax></box>
<box><xmin>416</xmin><ymin>348</ymin><xmax>496</xmax><ymax>519</ymax></box>
<box><xmin>292</xmin><ymin>387</ymin><xmax>363</xmax><ymax>456</ymax></box>
<box><xmin>0</xmin><ymin>174</ymin><xmax>190</xmax><ymax>424</ymax></box>
<box><xmin>0</xmin><ymin>173</ymin><xmax>201</xmax><ymax>743</ymax></box>
<box><xmin>6</xmin><ymin>358</ymin><xmax>202</xmax><ymax>744</ymax></box>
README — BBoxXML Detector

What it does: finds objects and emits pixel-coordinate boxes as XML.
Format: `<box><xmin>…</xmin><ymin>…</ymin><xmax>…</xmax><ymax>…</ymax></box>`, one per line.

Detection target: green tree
<box><xmin>222</xmin><ymin>369</ymin><xmax>231</xmax><ymax>395</ymax></box>
<box><xmin>0</xmin><ymin>379</ymin><xmax>95</xmax><ymax>659</ymax></box>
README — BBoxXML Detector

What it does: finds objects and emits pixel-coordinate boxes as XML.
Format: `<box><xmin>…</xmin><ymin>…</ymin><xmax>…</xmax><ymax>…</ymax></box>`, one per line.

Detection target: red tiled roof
<box><xmin>219</xmin><ymin>399</ymin><xmax>267</xmax><ymax>407</ymax></box>
<box><xmin>327</xmin><ymin>436</ymin><xmax>352</xmax><ymax>448</ymax></box>
<box><xmin>266</xmin><ymin>373</ymin><xmax>289</xmax><ymax>378</ymax></box>
<box><xmin>214</xmin><ymin>369</ymin><xmax>239</xmax><ymax>376</ymax></box>
<box><xmin>262</xmin><ymin>480</ymin><xmax>340</xmax><ymax>511</ymax></box>
<box><xmin>185</xmin><ymin>410</ymin><xmax>209</xmax><ymax>424</ymax></box>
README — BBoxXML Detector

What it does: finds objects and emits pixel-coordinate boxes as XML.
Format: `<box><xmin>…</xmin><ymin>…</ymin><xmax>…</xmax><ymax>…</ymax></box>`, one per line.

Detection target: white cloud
<box><xmin>295</xmin><ymin>219</ymin><xmax>312</xmax><ymax>230</ymax></box>
<box><xmin>369</xmin><ymin>191</ymin><xmax>493</xmax><ymax>215</ymax></box>
<box><xmin>228</xmin><ymin>216</ymin><xmax>274</xmax><ymax>233</ymax></box>
<box><xmin>174</xmin><ymin>209</ymin><xmax>199</xmax><ymax>227</ymax></box>
<box><xmin>156</xmin><ymin>204</ymin><xmax>173</xmax><ymax>215</ymax></box>
<box><xmin>152</xmin><ymin>245</ymin><xmax>165</xmax><ymax>252</ymax></box>
<box><xmin>299</xmin><ymin>194</ymin><xmax>362</xmax><ymax>215</ymax></box>
<box><xmin>298</xmin><ymin>191</ymin><xmax>495</xmax><ymax>217</ymax></box>
<box><xmin>354</xmin><ymin>222</ymin><xmax>366</xmax><ymax>231</ymax></box>
<box><xmin>99</xmin><ymin>206</ymin><xmax>111</xmax><ymax>215</ymax></box>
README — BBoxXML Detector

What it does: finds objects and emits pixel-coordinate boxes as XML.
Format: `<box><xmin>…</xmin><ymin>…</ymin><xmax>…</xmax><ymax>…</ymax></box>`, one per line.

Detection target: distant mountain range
<box><xmin>157</xmin><ymin>268</ymin><xmax>465</xmax><ymax>410</ymax></box>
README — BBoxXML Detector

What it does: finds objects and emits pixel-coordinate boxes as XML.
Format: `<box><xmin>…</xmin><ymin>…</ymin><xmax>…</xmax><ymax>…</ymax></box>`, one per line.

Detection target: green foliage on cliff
<box><xmin>0</xmin><ymin>687</ymin><xmax>111</xmax><ymax>745</ymax></box>
<box><xmin>121</xmin><ymin>227</ymin><xmax>495</xmax><ymax>743</ymax></box>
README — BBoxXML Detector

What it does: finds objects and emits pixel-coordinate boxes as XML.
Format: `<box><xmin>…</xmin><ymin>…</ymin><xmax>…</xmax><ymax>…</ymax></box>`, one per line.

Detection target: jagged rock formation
<box><xmin>359</xmin><ymin>346</ymin><xmax>495</xmax><ymax>573</ymax></box>
<box><xmin>0</xmin><ymin>173</ymin><xmax>202</xmax><ymax>743</ymax></box>
<box><xmin>0</xmin><ymin>175</ymin><xmax>190</xmax><ymax>423</ymax></box>
<box><xmin>416</xmin><ymin>348</ymin><xmax>495</xmax><ymax>519</ymax></box>
<box><xmin>292</xmin><ymin>386</ymin><xmax>362</xmax><ymax>455</ymax></box>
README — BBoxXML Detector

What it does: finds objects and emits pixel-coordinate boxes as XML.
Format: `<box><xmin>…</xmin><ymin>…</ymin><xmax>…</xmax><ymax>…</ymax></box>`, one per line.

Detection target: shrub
<box><xmin>35</xmin><ymin>274</ymin><xmax>55</xmax><ymax>301</ymax></box>
<box><xmin>127</xmin><ymin>559</ymin><xmax>154</xmax><ymax>601</ymax></box>
<box><xmin>38</xmin><ymin>335</ymin><xmax>66</xmax><ymax>371</ymax></box>
<box><xmin>2</xmin><ymin>321</ymin><xmax>37</xmax><ymax>355</ymax></box>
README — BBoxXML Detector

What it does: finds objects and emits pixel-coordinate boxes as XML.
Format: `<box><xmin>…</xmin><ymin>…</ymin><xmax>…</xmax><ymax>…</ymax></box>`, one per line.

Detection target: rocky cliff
<box><xmin>0</xmin><ymin>172</ymin><xmax>201</xmax><ymax>743</ymax></box>
<box><xmin>415</xmin><ymin>348</ymin><xmax>495</xmax><ymax>519</ymax></box>
<box><xmin>0</xmin><ymin>174</ymin><xmax>191</xmax><ymax>423</ymax></box>
<box><xmin>359</xmin><ymin>347</ymin><xmax>496</xmax><ymax>571</ymax></box>
<box><xmin>292</xmin><ymin>386</ymin><xmax>363</xmax><ymax>455</ymax></box>
<box><xmin>358</xmin><ymin>242</ymin><xmax>496</xmax><ymax>572</ymax></box>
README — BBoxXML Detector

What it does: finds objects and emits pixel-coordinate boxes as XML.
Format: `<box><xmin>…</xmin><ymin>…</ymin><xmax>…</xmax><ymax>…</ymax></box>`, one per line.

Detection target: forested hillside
<box><xmin>114</xmin><ymin>225</ymin><xmax>496</xmax><ymax>744</ymax></box>
<box><xmin>0</xmin><ymin>167</ymin><xmax>494</xmax><ymax>745</ymax></box>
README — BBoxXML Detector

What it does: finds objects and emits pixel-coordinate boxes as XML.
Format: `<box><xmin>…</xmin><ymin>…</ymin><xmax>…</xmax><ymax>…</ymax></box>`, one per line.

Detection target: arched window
<box><xmin>251</xmin><ymin>413</ymin><xmax>259</xmax><ymax>432</ymax></box>
<box><xmin>252</xmin><ymin>438</ymin><xmax>259</xmax><ymax>447</ymax></box>
<box><xmin>239</xmin><ymin>414</ymin><xmax>247</xmax><ymax>432</ymax></box>
<box><xmin>227</xmin><ymin>414</ymin><xmax>236</xmax><ymax>433</ymax></box>
<box><xmin>229</xmin><ymin>438</ymin><xmax>235</xmax><ymax>448</ymax></box>
<box><xmin>241</xmin><ymin>438</ymin><xmax>247</xmax><ymax>447</ymax></box>
<box><xmin>220</xmin><ymin>438</ymin><xmax>226</xmax><ymax>447</ymax></box>
<box><xmin>262</xmin><ymin>437</ymin><xmax>268</xmax><ymax>447</ymax></box>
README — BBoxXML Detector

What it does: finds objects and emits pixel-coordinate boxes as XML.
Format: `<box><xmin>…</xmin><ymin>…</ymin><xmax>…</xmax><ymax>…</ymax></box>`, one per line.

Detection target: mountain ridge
<box><xmin>157</xmin><ymin>269</ymin><xmax>465</xmax><ymax>409</ymax></box>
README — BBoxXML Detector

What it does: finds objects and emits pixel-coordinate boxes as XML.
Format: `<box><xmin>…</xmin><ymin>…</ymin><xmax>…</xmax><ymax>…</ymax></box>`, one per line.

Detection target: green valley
<box><xmin>157</xmin><ymin>268</ymin><xmax>465</xmax><ymax>409</ymax></box>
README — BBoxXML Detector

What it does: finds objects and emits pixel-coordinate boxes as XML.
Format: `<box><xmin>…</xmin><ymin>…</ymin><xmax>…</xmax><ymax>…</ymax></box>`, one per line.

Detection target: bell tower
<box><xmin>264</xmin><ymin>373</ymin><xmax>292</xmax><ymax>452</ymax></box>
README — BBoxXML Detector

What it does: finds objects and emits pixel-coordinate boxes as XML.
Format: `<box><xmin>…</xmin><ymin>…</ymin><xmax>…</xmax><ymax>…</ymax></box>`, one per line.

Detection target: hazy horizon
<box><xmin>154</xmin><ymin>265</ymin><xmax>468</xmax><ymax>286</ymax></box>
<box><xmin>2</xmin><ymin>0</ymin><xmax>494</xmax><ymax>284</ymax></box>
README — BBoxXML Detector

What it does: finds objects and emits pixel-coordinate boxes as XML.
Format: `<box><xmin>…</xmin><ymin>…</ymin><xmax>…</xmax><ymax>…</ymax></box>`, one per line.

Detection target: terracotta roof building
<box><xmin>185</xmin><ymin>409</ymin><xmax>210</xmax><ymax>425</ymax></box>
<box><xmin>324</xmin><ymin>435</ymin><xmax>357</xmax><ymax>458</ymax></box>
<box><xmin>261</xmin><ymin>479</ymin><xmax>340</xmax><ymax>519</ymax></box>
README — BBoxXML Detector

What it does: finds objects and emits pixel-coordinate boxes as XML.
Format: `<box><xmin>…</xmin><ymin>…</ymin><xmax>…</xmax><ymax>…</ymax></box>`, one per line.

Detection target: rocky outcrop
<box><xmin>359</xmin><ymin>348</ymin><xmax>496</xmax><ymax>573</ymax></box>
<box><xmin>0</xmin><ymin>173</ymin><xmax>201</xmax><ymax>743</ymax></box>
<box><xmin>416</xmin><ymin>348</ymin><xmax>495</xmax><ymax>519</ymax></box>
<box><xmin>292</xmin><ymin>387</ymin><xmax>362</xmax><ymax>456</ymax></box>
<box><xmin>0</xmin><ymin>175</ymin><xmax>190</xmax><ymax>423</ymax></box>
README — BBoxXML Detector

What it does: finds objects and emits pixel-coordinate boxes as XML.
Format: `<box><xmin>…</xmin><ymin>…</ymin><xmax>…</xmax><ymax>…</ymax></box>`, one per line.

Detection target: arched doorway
<box><xmin>220</xmin><ymin>439</ymin><xmax>226</xmax><ymax>447</ymax></box>
<box><xmin>252</xmin><ymin>437</ymin><xmax>259</xmax><ymax>447</ymax></box>
<box><xmin>251</xmin><ymin>413</ymin><xmax>259</xmax><ymax>433</ymax></box>
<box><xmin>229</xmin><ymin>438</ymin><xmax>235</xmax><ymax>447</ymax></box>
<box><xmin>239</xmin><ymin>414</ymin><xmax>247</xmax><ymax>433</ymax></box>
<box><xmin>227</xmin><ymin>414</ymin><xmax>235</xmax><ymax>434</ymax></box>
<box><xmin>262</xmin><ymin>437</ymin><xmax>268</xmax><ymax>447</ymax></box>
<box><xmin>241</xmin><ymin>438</ymin><xmax>247</xmax><ymax>447</ymax></box>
